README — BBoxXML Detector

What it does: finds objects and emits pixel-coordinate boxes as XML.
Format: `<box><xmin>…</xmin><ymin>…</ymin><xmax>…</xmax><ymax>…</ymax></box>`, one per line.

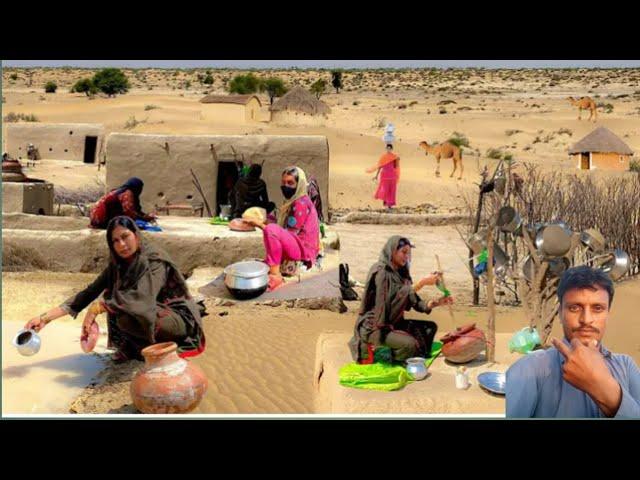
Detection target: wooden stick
<box><xmin>435</xmin><ymin>254</ymin><xmax>456</xmax><ymax>328</ymax></box>
<box><xmin>485</xmin><ymin>220</ymin><xmax>497</xmax><ymax>363</ymax></box>
<box><xmin>190</xmin><ymin>169</ymin><xmax>212</xmax><ymax>217</ymax></box>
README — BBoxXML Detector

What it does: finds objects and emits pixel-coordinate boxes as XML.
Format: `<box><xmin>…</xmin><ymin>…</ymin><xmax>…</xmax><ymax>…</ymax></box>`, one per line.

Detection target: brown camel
<box><xmin>419</xmin><ymin>140</ymin><xmax>464</xmax><ymax>179</ymax></box>
<box><xmin>567</xmin><ymin>96</ymin><xmax>598</xmax><ymax>122</ymax></box>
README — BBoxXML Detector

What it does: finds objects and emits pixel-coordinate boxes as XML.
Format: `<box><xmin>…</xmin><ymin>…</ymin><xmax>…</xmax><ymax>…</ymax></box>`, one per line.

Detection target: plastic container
<box><xmin>508</xmin><ymin>327</ymin><xmax>541</xmax><ymax>354</ymax></box>
<box><xmin>455</xmin><ymin>367</ymin><xmax>470</xmax><ymax>389</ymax></box>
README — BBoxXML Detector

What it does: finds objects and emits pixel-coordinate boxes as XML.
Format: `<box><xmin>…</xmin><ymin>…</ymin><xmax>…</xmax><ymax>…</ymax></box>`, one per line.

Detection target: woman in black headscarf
<box><xmin>230</xmin><ymin>164</ymin><xmax>276</xmax><ymax>219</ymax></box>
<box><xmin>349</xmin><ymin>236</ymin><xmax>454</xmax><ymax>363</ymax></box>
<box><xmin>90</xmin><ymin>177</ymin><xmax>157</xmax><ymax>229</ymax></box>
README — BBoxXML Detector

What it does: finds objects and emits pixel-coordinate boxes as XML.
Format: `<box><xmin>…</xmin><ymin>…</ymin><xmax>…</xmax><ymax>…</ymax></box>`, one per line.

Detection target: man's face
<box><xmin>560</xmin><ymin>286</ymin><xmax>610</xmax><ymax>346</ymax></box>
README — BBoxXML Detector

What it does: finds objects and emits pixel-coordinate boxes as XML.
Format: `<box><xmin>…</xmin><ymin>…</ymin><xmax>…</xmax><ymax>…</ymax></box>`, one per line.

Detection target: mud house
<box><xmin>105</xmin><ymin>133</ymin><xmax>329</xmax><ymax>219</ymax></box>
<box><xmin>199</xmin><ymin>94</ymin><xmax>263</xmax><ymax>123</ymax></box>
<box><xmin>568</xmin><ymin>126</ymin><xmax>634</xmax><ymax>171</ymax></box>
<box><xmin>270</xmin><ymin>86</ymin><xmax>331</xmax><ymax>126</ymax></box>
<box><xmin>4</xmin><ymin>123</ymin><xmax>105</xmax><ymax>163</ymax></box>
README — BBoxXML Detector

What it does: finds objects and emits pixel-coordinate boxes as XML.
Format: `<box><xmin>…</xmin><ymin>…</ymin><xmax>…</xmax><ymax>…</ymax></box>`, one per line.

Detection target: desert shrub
<box><xmin>505</xmin><ymin>129</ymin><xmax>522</xmax><ymax>136</ymax></box>
<box><xmin>331</xmin><ymin>70</ymin><xmax>343</xmax><ymax>93</ymax></box>
<box><xmin>486</xmin><ymin>148</ymin><xmax>503</xmax><ymax>159</ymax></box>
<box><xmin>3</xmin><ymin>112</ymin><xmax>39</xmax><ymax>122</ymax></box>
<box><xmin>228</xmin><ymin>73</ymin><xmax>260</xmax><ymax>94</ymax></box>
<box><xmin>310</xmin><ymin>79</ymin><xmax>327</xmax><ymax>99</ymax></box>
<box><xmin>448</xmin><ymin>131</ymin><xmax>470</xmax><ymax>148</ymax></box>
<box><xmin>124</xmin><ymin>115</ymin><xmax>146</xmax><ymax>130</ymax></box>
<box><xmin>144</xmin><ymin>104</ymin><xmax>160</xmax><ymax>111</ymax></box>
<box><xmin>44</xmin><ymin>81</ymin><xmax>57</xmax><ymax>93</ymax></box>
<box><xmin>71</xmin><ymin>78</ymin><xmax>97</xmax><ymax>96</ymax></box>
<box><xmin>397</xmin><ymin>103</ymin><xmax>407</xmax><ymax>109</ymax></box>
<box><xmin>260</xmin><ymin>77</ymin><xmax>287</xmax><ymax>105</ymax></box>
<box><xmin>92</xmin><ymin>68</ymin><xmax>130</xmax><ymax>96</ymax></box>
<box><xmin>630</xmin><ymin>159</ymin><xmax>640</xmax><ymax>173</ymax></box>
<box><xmin>556</xmin><ymin>127</ymin><xmax>573</xmax><ymax>136</ymax></box>
<box><xmin>438</xmin><ymin>99</ymin><xmax>456</xmax><ymax>105</ymax></box>
<box><xmin>597</xmin><ymin>102</ymin><xmax>614</xmax><ymax>113</ymax></box>
<box><xmin>439</xmin><ymin>107</ymin><xmax>447</xmax><ymax>114</ymax></box>
<box><xmin>352</xmin><ymin>101</ymin><xmax>359</xmax><ymax>106</ymax></box>
<box><xmin>409</xmin><ymin>100</ymin><xmax>418</xmax><ymax>106</ymax></box>
<box><xmin>10</xmin><ymin>73</ymin><xmax>18</xmax><ymax>81</ymax></box>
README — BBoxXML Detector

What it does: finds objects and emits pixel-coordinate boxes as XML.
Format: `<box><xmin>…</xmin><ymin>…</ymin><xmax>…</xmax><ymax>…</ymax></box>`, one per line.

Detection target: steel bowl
<box><xmin>223</xmin><ymin>260</ymin><xmax>269</xmax><ymax>299</ymax></box>
<box><xmin>477</xmin><ymin>371</ymin><xmax>506</xmax><ymax>395</ymax></box>
<box><xmin>496</xmin><ymin>206</ymin><xmax>523</xmax><ymax>233</ymax></box>
<box><xmin>12</xmin><ymin>329</ymin><xmax>41</xmax><ymax>356</ymax></box>
<box><xmin>580</xmin><ymin>228</ymin><xmax>606</xmax><ymax>253</ymax></box>
<box><xmin>405</xmin><ymin>357</ymin><xmax>429</xmax><ymax>381</ymax></box>
<box><xmin>599</xmin><ymin>249</ymin><xmax>629</xmax><ymax>281</ymax></box>
<box><xmin>535</xmin><ymin>224</ymin><xmax>572</xmax><ymax>258</ymax></box>
<box><xmin>466</xmin><ymin>230</ymin><xmax>488</xmax><ymax>255</ymax></box>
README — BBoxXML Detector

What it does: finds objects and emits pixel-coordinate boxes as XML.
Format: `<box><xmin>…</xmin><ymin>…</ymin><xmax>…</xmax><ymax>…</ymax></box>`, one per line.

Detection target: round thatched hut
<box><xmin>569</xmin><ymin>126</ymin><xmax>634</xmax><ymax>171</ymax></box>
<box><xmin>269</xmin><ymin>86</ymin><xmax>331</xmax><ymax>126</ymax></box>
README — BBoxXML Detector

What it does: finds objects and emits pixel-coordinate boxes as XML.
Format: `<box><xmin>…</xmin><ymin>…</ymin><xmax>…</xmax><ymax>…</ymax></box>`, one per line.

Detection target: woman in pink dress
<box><xmin>242</xmin><ymin>166</ymin><xmax>320</xmax><ymax>291</ymax></box>
<box><xmin>367</xmin><ymin>144</ymin><xmax>400</xmax><ymax>209</ymax></box>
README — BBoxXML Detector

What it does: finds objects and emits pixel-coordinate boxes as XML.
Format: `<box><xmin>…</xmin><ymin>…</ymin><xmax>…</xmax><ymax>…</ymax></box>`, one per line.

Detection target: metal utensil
<box><xmin>496</xmin><ymin>206</ymin><xmax>522</xmax><ymax>233</ymax></box>
<box><xmin>535</xmin><ymin>224</ymin><xmax>572</xmax><ymax>258</ymax></box>
<box><xmin>580</xmin><ymin>228</ymin><xmax>606</xmax><ymax>253</ymax></box>
<box><xmin>223</xmin><ymin>260</ymin><xmax>270</xmax><ymax>299</ymax></box>
<box><xmin>599</xmin><ymin>249</ymin><xmax>629</xmax><ymax>281</ymax></box>
<box><xmin>477</xmin><ymin>371</ymin><xmax>506</xmax><ymax>395</ymax></box>
<box><xmin>12</xmin><ymin>329</ymin><xmax>42</xmax><ymax>356</ymax></box>
<box><xmin>405</xmin><ymin>357</ymin><xmax>429</xmax><ymax>381</ymax></box>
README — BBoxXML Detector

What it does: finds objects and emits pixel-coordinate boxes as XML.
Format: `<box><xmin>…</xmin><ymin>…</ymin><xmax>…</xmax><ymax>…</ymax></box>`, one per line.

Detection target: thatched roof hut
<box><xmin>270</xmin><ymin>86</ymin><xmax>331</xmax><ymax>115</ymax></box>
<box><xmin>568</xmin><ymin>126</ymin><xmax>634</xmax><ymax>171</ymax></box>
<box><xmin>569</xmin><ymin>126</ymin><xmax>633</xmax><ymax>155</ymax></box>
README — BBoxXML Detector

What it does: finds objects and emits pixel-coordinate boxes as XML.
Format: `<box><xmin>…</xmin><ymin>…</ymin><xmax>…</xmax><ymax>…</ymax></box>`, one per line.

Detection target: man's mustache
<box><xmin>572</xmin><ymin>326</ymin><xmax>600</xmax><ymax>334</ymax></box>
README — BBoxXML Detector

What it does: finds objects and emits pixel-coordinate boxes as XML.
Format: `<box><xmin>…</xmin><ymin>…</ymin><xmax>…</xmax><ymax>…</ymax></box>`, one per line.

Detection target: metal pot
<box><xmin>219</xmin><ymin>204</ymin><xmax>232</xmax><ymax>220</ymax></box>
<box><xmin>535</xmin><ymin>224</ymin><xmax>572</xmax><ymax>258</ymax></box>
<box><xmin>405</xmin><ymin>357</ymin><xmax>428</xmax><ymax>380</ymax></box>
<box><xmin>467</xmin><ymin>230</ymin><xmax>488</xmax><ymax>255</ymax></box>
<box><xmin>492</xmin><ymin>243</ymin><xmax>509</xmax><ymax>277</ymax></box>
<box><xmin>223</xmin><ymin>260</ymin><xmax>269</xmax><ymax>299</ymax></box>
<box><xmin>547</xmin><ymin>257</ymin><xmax>571</xmax><ymax>277</ymax></box>
<box><xmin>12</xmin><ymin>329</ymin><xmax>41</xmax><ymax>356</ymax></box>
<box><xmin>496</xmin><ymin>206</ymin><xmax>523</xmax><ymax>233</ymax></box>
<box><xmin>493</xmin><ymin>175</ymin><xmax>506</xmax><ymax>195</ymax></box>
<box><xmin>600</xmin><ymin>249</ymin><xmax>629</xmax><ymax>281</ymax></box>
<box><xmin>580</xmin><ymin>228</ymin><xmax>606</xmax><ymax>253</ymax></box>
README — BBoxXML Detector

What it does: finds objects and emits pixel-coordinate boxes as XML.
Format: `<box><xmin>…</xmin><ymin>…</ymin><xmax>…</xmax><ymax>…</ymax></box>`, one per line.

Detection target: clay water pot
<box><xmin>130</xmin><ymin>342</ymin><xmax>208</xmax><ymax>414</ymax></box>
<box><xmin>441</xmin><ymin>323</ymin><xmax>487</xmax><ymax>364</ymax></box>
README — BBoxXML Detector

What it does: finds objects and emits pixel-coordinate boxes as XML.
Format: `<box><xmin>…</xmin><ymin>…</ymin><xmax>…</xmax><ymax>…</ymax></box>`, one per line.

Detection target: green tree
<box><xmin>228</xmin><ymin>73</ymin><xmax>260</xmax><ymax>94</ymax></box>
<box><xmin>260</xmin><ymin>77</ymin><xmax>287</xmax><ymax>105</ymax></box>
<box><xmin>9</xmin><ymin>73</ymin><xmax>18</xmax><ymax>81</ymax></box>
<box><xmin>92</xmin><ymin>68</ymin><xmax>130</xmax><ymax>97</ymax></box>
<box><xmin>71</xmin><ymin>78</ymin><xmax>98</xmax><ymax>96</ymax></box>
<box><xmin>310</xmin><ymin>79</ymin><xmax>327</xmax><ymax>99</ymax></box>
<box><xmin>203</xmin><ymin>73</ymin><xmax>214</xmax><ymax>85</ymax></box>
<box><xmin>44</xmin><ymin>81</ymin><xmax>58</xmax><ymax>93</ymax></box>
<box><xmin>331</xmin><ymin>70</ymin><xmax>343</xmax><ymax>93</ymax></box>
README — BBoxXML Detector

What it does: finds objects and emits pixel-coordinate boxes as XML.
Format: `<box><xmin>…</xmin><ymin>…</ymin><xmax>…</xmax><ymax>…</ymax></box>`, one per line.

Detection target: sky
<box><xmin>3</xmin><ymin>60</ymin><xmax>640</xmax><ymax>69</ymax></box>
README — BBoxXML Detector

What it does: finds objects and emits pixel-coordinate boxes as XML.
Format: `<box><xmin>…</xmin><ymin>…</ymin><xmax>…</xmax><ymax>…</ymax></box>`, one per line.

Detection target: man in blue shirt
<box><xmin>506</xmin><ymin>265</ymin><xmax>640</xmax><ymax>418</ymax></box>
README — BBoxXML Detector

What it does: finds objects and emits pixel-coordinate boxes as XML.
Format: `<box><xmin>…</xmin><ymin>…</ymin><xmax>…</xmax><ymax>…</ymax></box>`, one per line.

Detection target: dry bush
<box><xmin>54</xmin><ymin>178</ymin><xmax>106</xmax><ymax>216</ymax></box>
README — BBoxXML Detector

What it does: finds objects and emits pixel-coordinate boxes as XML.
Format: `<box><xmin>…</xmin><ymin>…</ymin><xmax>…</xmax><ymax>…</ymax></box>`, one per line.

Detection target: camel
<box><xmin>567</xmin><ymin>96</ymin><xmax>598</xmax><ymax>122</ymax></box>
<box><xmin>419</xmin><ymin>140</ymin><xmax>464</xmax><ymax>179</ymax></box>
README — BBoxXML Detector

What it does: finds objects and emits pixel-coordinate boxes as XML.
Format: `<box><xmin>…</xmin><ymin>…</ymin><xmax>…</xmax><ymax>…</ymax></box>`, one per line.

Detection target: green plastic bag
<box><xmin>339</xmin><ymin>363</ymin><xmax>413</xmax><ymax>391</ymax></box>
<box><xmin>209</xmin><ymin>216</ymin><xmax>230</xmax><ymax>226</ymax></box>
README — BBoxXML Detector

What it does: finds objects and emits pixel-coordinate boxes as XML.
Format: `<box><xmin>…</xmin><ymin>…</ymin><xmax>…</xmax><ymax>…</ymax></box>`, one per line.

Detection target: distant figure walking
<box><xmin>367</xmin><ymin>144</ymin><xmax>400</xmax><ymax>210</ymax></box>
<box><xmin>567</xmin><ymin>96</ymin><xmax>598</xmax><ymax>122</ymax></box>
<box><xmin>419</xmin><ymin>140</ymin><xmax>463</xmax><ymax>180</ymax></box>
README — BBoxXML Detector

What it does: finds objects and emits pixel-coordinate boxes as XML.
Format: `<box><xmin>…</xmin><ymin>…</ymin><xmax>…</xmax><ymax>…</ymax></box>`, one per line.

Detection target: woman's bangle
<box><xmin>88</xmin><ymin>302</ymin><xmax>106</xmax><ymax>316</ymax></box>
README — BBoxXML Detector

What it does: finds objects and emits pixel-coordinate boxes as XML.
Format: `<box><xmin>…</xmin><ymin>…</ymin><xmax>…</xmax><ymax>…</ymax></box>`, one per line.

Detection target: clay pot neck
<box><xmin>141</xmin><ymin>342</ymin><xmax>181</xmax><ymax>368</ymax></box>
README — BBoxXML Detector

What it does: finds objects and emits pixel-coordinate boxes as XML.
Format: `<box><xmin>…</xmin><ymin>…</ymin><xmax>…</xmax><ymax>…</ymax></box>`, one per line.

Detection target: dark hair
<box><xmin>396</xmin><ymin>237</ymin><xmax>414</xmax><ymax>250</ymax></box>
<box><xmin>557</xmin><ymin>265</ymin><xmax>615</xmax><ymax>307</ymax></box>
<box><xmin>282</xmin><ymin>167</ymin><xmax>299</xmax><ymax>182</ymax></box>
<box><xmin>248</xmin><ymin>164</ymin><xmax>262</xmax><ymax>179</ymax></box>
<box><xmin>386</xmin><ymin>144</ymin><xmax>393</xmax><ymax>149</ymax></box>
<box><xmin>106</xmin><ymin>216</ymin><xmax>140</xmax><ymax>262</ymax></box>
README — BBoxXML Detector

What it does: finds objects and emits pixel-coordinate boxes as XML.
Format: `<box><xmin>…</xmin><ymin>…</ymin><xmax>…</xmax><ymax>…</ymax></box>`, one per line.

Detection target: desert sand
<box><xmin>2</xmin><ymin>67</ymin><xmax>640</xmax><ymax>414</ymax></box>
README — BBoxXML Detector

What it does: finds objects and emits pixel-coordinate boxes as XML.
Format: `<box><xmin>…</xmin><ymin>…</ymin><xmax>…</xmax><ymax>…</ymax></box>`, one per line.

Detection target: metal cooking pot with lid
<box><xmin>496</xmin><ymin>206</ymin><xmax>523</xmax><ymax>233</ymax></box>
<box><xmin>223</xmin><ymin>260</ymin><xmax>269</xmax><ymax>299</ymax></box>
<box><xmin>580</xmin><ymin>228</ymin><xmax>605</xmax><ymax>253</ymax></box>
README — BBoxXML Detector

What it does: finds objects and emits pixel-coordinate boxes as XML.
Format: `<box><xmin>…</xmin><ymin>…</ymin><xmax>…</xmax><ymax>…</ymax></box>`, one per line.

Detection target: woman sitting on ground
<box><xmin>230</xmin><ymin>163</ymin><xmax>276</xmax><ymax>220</ymax></box>
<box><xmin>25</xmin><ymin>216</ymin><xmax>205</xmax><ymax>362</ymax></box>
<box><xmin>90</xmin><ymin>177</ymin><xmax>157</xmax><ymax>229</ymax></box>
<box><xmin>242</xmin><ymin>166</ymin><xmax>320</xmax><ymax>292</ymax></box>
<box><xmin>349</xmin><ymin>236</ymin><xmax>453</xmax><ymax>363</ymax></box>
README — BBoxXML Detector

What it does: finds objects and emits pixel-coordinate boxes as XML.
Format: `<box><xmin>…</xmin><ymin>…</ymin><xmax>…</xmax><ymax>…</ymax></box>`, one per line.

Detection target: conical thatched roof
<box><xmin>269</xmin><ymin>86</ymin><xmax>331</xmax><ymax>115</ymax></box>
<box><xmin>569</xmin><ymin>126</ymin><xmax>633</xmax><ymax>155</ymax></box>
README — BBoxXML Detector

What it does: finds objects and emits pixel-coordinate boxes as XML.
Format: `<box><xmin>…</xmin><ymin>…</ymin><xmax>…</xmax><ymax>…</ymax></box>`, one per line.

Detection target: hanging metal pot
<box><xmin>535</xmin><ymin>224</ymin><xmax>572</xmax><ymax>258</ymax></box>
<box><xmin>580</xmin><ymin>228</ymin><xmax>606</xmax><ymax>253</ymax></box>
<box><xmin>467</xmin><ymin>230</ymin><xmax>488</xmax><ymax>255</ymax></box>
<box><xmin>496</xmin><ymin>206</ymin><xmax>523</xmax><ymax>233</ymax></box>
<box><xmin>599</xmin><ymin>249</ymin><xmax>629</xmax><ymax>281</ymax></box>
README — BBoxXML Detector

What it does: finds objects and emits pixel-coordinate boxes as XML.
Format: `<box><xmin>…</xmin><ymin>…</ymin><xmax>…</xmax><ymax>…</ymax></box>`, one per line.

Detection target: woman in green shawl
<box><xmin>349</xmin><ymin>236</ymin><xmax>453</xmax><ymax>363</ymax></box>
<box><xmin>24</xmin><ymin>216</ymin><xmax>205</xmax><ymax>362</ymax></box>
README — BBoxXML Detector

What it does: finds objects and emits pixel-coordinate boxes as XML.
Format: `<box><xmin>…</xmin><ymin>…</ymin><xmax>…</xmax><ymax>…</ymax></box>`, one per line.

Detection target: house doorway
<box><xmin>580</xmin><ymin>153</ymin><xmax>590</xmax><ymax>170</ymax></box>
<box><xmin>216</xmin><ymin>161</ymin><xmax>242</xmax><ymax>215</ymax></box>
<box><xmin>84</xmin><ymin>136</ymin><xmax>98</xmax><ymax>163</ymax></box>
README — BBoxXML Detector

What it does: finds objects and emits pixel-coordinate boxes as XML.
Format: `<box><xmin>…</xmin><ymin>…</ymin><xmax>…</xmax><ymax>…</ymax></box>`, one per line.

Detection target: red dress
<box><xmin>90</xmin><ymin>189</ymin><xmax>146</xmax><ymax>229</ymax></box>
